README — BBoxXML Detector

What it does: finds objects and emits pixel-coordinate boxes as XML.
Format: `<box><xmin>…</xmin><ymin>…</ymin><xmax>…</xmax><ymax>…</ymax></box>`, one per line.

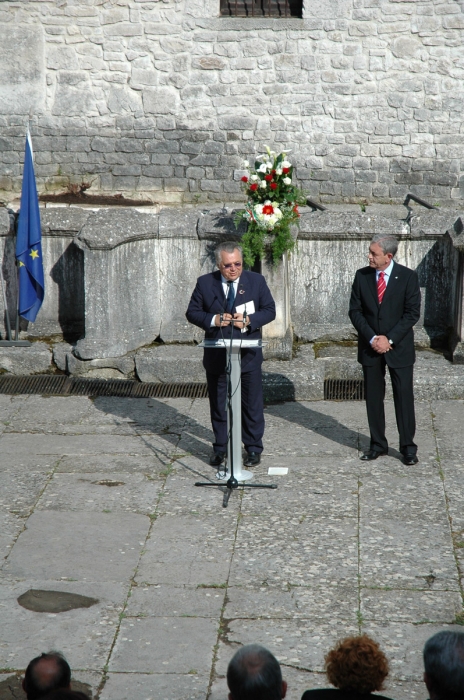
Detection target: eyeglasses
<box><xmin>222</xmin><ymin>262</ymin><xmax>242</xmax><ymax>269</ymax></box>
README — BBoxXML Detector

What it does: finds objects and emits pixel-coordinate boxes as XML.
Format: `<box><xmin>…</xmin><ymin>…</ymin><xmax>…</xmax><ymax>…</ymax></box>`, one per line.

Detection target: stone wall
<box><xmin>1</xmin><ymin>0</ymin><xmax>464</xmax><ymax>204</ymax></box>
<box><xmin>0</xmin><ymin>204</ymin><xmax>461</xmax><ymax>369</ymax></box>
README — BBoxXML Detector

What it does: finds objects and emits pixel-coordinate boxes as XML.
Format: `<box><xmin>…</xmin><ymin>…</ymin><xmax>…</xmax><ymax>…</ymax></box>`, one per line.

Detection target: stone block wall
<box><xmin>0</xmin><ymin>204</ymin><xmax>461</xmax><ymax>362</ymax></box>
<box><xmin>1</xmin><ymin>0</ymin><xmax>464</xmax><ymax>203</ymax></box>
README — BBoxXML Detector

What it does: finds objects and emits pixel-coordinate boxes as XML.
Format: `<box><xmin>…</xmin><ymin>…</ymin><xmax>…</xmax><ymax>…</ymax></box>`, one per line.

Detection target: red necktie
<box><xmin>377</xmin><ymin>271</ymin><xmax>386</xmax><ymax>304</ymax></box>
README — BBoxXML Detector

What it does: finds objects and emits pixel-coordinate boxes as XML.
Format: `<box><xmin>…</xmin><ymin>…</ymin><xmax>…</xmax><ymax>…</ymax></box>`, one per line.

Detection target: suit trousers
<box><xmin>206</xmin><ymin>367</ymin><xmax>264</xmax><ymax>454</ymax></box>
<box><xmin>363</xmin><ymin>358</ymin><xmax>417</xmax><ymax>455</ymax></box>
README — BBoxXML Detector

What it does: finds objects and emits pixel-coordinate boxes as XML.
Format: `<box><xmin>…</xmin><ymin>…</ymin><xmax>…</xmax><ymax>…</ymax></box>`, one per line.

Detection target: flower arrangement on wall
<box><xmin>234</xmin><ymin>146</ymin><xmax>306</xmax><ymax>267</ymax></box>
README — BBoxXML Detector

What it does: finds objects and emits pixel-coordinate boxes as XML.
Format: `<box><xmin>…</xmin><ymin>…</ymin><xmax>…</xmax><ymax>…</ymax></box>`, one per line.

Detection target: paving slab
<box><xmin>0</xmin><ymin>433</ymin><xmax>156</xmax><ymax>457</ymax></box>
<box><xmin>34</xmin><ymin>472</ymin><xmax>161</xmax><ymax>515</ymax></box>
<box><xmin>0</xmin><ymin>579</ymin><xmax>127</xmax><ymax>670</ymax></box>
<box><xmin>136</xmin><ymin>514</ymin><xmax>236</xmax><ymax>586</ymax></box>
<box><xmin>224</xmin><ymin>584</ymin><xmax>358</xmax><ymax>622</ymax></box>
<box><xmin>109</xmin><ymin>617</ymin><xmax>218</xmax><ymax>673</ymax></box>
<box><xmin>2</xmin><ymin>511</ymin><xmax>150</xmax><ymax>582</ymax></box>
<box><xmin>360</xmin><ymin>588</ymin><xmax>462</xmax><ymax>624</ymax></box>
<box><xmin>100</xmin><ymin>672</ymin><xmax>208</xmax><ymax>700</ymax></box>
<box><xmin>360</xmin><ymin>518</ymin><xmax>459</xmax><ymax>590</ymax></box>
<box><xmin>125</xmin><ymin>584</ymin><xmax>225</xmax><ymax>618</ymax></box>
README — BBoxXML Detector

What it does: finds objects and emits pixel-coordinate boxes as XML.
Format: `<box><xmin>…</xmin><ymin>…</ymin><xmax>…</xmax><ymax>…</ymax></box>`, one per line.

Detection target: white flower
<box><xmin>275</xmin><ymin>168</ymin><xmax>282</xmax><ymax>175</ymax></box>
<box><xmin>282</xmin><ymin>160</ymin><xmax>292</xmax><ymax>168</ymax></box>
<box><xmin>243</xmin><ymin>160</ymin><xmax>249</xmax><ymax>168</ymax></box>
<box><xmin>260</xmin><ymin>180</ymin><xmax>267</xmax><ymax>188</ymax></box>
<box><xmin>283</xmin><ymin>177</ymin><xmax>291</xmax><ymax>185</ymax></box>
<box><xmin>265</xmin><ymin>161</ymin><xmax>273</xmax><ymax>170</ymax></box>
<box><xmin>258</xmin><ymin>164</ymin><xmax>267</xmax><ymax>173</ymax></box>
<box><xmin>250</xmin><ymin>174</ymin><xmax>259</xmax><ymax>181</ymax></box>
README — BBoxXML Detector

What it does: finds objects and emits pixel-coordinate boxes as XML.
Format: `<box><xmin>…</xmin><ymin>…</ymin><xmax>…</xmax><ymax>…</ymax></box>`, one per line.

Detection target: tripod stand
<box><xmin>195</xmin><ymin>339</ymin><xmax>277</xmax><ymax>508</ymax></box>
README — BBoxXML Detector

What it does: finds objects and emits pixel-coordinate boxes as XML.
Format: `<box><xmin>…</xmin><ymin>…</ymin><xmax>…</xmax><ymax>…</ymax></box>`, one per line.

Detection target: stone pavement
<box><xmin>0</xmin><ymin>393</ymin><xmax>464</xmax><ymax>700</ymax></box>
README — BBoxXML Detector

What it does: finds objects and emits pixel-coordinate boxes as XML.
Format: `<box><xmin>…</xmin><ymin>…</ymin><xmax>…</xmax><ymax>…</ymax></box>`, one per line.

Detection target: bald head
<box><xmin>23</xmin><ymin>653</ymin><xmax>71</xmax><ymax>700</ymax></box>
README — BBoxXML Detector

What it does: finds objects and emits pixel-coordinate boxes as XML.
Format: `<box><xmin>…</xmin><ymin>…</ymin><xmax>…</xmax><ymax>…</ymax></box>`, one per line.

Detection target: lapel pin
<box><xmin>239</xmin><ymin>289</ymin><xmax>245</xmax><ymax>294</ymax></box>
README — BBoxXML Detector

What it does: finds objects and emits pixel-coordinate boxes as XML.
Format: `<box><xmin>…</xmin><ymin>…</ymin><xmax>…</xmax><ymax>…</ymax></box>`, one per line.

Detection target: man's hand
<box><xmin>214</xmin><ymin>313</ymin><xmax>233</xmax><ymax>327</ymax></box>
<box><xmin>372</xmin><ymin>335</ymin><xmax>391</xmax><ymax>354</ymax></box>
<box><xmin>232</xmin><ymin>313</ymin><xmax>250</xmax><ymax>329</ymax></box>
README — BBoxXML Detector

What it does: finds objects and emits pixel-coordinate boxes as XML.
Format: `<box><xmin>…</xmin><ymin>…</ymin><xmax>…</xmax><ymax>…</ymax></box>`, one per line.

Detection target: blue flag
<box><xmin>16</xmin><ymin>131</ymin><xmax>44</xmax><ymax>323</ymax></box>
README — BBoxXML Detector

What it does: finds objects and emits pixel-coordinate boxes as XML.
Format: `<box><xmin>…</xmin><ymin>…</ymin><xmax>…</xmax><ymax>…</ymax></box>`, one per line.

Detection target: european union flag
<box><xmin>16</xmin><ymin>131</ymin><xmax>44</xmax><ymax>323</ymax></box>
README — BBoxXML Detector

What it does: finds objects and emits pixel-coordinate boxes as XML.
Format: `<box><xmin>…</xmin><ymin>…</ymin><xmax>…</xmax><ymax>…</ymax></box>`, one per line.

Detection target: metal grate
<box><xmin>0</xmin><ymin>375</ymin><xmax>71</xmax><ymax>395</ymax></box>
<box><xmin>324</xmin><ymin>379</ymin><xmax>365</xmax><ymax>401</ymax></box>
<box><xmin>220</xmin><ymin>0</ymin><xmax>301</xmax><ymax>16</ymax></box>
<box><xmin>0</xmin><ymin>375</ymin><xmax>209</xmax><ymax>399</ymax></box>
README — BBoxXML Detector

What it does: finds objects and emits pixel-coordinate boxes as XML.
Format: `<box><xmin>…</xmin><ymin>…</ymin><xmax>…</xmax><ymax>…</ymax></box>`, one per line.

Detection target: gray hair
<box><xmin>424</xmin><ymin>631</ymin><xmax>464</xmax><ymax>699</ymax></box>
<box><xmin>214</xmin><ymin>241</ymin><xmax>243</xmax><ymax>266</ymax></box>
<box><xmin>371</xmin><ymin>233</ymin><xmax>398</xmax><ymax>257</ymax></box>
<box><xmin>227</xmin><ymin>644</ymin><xmax>283</xmax><ymax>700</ymax></box>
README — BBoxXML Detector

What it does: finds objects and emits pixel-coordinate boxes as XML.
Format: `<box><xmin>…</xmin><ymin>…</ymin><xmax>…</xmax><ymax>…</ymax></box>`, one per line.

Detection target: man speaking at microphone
<box><xmin>186</xmin><ymin>241</ymin><xmax>276</xmax><ymax>468</ymax></box>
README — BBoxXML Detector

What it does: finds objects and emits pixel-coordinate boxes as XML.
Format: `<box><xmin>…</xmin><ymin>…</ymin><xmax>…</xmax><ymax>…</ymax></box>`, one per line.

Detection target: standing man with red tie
<box><xmin>186</xmin><ymin>241</ymin><xmax>276</xmax><ymax>469</ymax></box>
<box><xmin>349</xmin><ymin>234</ymin><xmax>421</xmax><ymax>465</ymax></box>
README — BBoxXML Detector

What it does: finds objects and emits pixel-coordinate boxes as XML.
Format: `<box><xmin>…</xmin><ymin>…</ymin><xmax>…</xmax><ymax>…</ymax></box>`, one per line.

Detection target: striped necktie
<box><xmin>225</xmin><ymin>281</ymin><xmax>235</xmax><ymax>313</ymax></box>
<box><xmin>377</xmin><ymin>271</ymin><xmax>386</xmax><ymax>304</ymax></box>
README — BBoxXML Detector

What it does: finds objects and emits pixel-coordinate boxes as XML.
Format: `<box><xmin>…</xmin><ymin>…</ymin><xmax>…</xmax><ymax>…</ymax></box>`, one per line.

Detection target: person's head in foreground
<box><xmin>227</xmin><ymin>644</ymin><xmax>287</xmax><ymax>700</ymax></box>
<box><xmin>324</xmin><ymin>635</ymin><xmax>389</xmax><ymax>694</ymax></box>
<box><xmin>23</xmin><ymin>652</ymin><xmax>71</xmax><ymax>700</ymax></box>
<box><xmin>423</xmin><ymin>630</ymin><xmax>464</xmax><ymax>700</ymax></box>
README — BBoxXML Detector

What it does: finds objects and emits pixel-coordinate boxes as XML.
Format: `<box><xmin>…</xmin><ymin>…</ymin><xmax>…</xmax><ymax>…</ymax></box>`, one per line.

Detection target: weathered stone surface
<box><xmin>67</xmin><ymin>352</ymin><xmax>135</xmax><ymax>378</ymax></box>
<box><xmin>0</xmin><ymin>342</ymin><xmax>52</xmax><ymax>375</ymax></box>
<box><xmin>135</xmin><ymin>345</ymin><xmax>205</xmax><ymax>383</ymax></box>
<box><xmin>0</xmin><ymin>208</ymin><xmax>13</xmax><ymax>237</ymax></box>
<box><xmin>158</xmin><ymin>208</ymin><xmax>199</xmax><ymax>239</ymax></box>
<box><xmin>76</xmin><ymin>208</ymin><xmax>159</xmax><ymax>250</ymax></box>
<box><xmin>197</xmin><ymin>208</ymin><xmax>245</xmax><ymax>241</ymax></box>
<box><xmin>40</xmin><ymin>207</ymin><xmax>91</xmax><ymax>236</ymax></box>
<box><xmin>0</xmin><ymin>25</ymin><xmax>44</xmax><ymax>115</ymax></box>
<box><xmin>73</xmin><ymin>239</ymin><xmax>160</xmax><ymax>359</ymax></box>
<box><xmin>298</xmin><ymin>211</ymin><xmax>409</xmax><ymax>239</ymax></box>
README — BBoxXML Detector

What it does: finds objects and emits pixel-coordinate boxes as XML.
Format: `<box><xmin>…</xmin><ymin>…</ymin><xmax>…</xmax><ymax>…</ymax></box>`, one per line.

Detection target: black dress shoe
<box><xmin>210</xmin><ymin>451</ymin><xmax>226</xmax><ymax>467</ymax></box>
<box><xmin>360</xmin><ymin>449</ymin><xmax>388</xmax><ymax>461</ymax></box>
<box><xmin>244</xmin><ymin>452</ymin><xmax>261</xmax><ymax>467</ymax></box>
<box><xmin>403</xmin><ymin>454</ymin><xmax>419</xmax><ymax>465</ymax></box>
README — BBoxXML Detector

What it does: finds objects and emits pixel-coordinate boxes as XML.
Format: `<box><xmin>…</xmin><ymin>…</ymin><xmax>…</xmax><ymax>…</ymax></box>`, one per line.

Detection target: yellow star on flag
<box><xmin>18</xmin><ymin>261</ymin><xmax>25</xmax><ymax>267</ymax></box>
<box><xmin>29</xmin><ymin>249</ymin><xmax>40</xmax><ymax>260</ymax></box>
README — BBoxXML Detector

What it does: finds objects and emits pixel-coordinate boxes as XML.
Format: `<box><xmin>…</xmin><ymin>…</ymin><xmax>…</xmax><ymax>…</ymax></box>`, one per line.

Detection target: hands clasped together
<box><xmin>372</xmin><ymin>335</ymin><xmax>391</xmax><ymax>354</ymax></box>
<box><xmin>215</xmin><ymin>313</ymin><xmax>249</xmax><ymax>329</ymax></box>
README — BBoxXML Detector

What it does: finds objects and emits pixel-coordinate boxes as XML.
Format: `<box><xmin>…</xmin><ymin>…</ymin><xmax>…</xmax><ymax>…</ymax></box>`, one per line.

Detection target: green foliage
<box><xmin>234</xmin><ymin>146</ymin><xmax>307</xmax><ymax>266</ymax></box>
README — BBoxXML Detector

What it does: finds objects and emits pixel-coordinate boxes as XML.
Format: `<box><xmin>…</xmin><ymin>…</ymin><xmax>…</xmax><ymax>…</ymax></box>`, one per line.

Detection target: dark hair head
<box><xmin>24</xmin><ymin>652</ymin><xmax>71</xmax><ymax>700</ymax></box>
<box><xmin>424</xmin><ymin>630</ymin><xmax>464</xmax><ymax>699</ymax></box>
<box><xmin>227</xmin><ymin>644</ymin><xmax>283</xmax><ymax>700</ymax></box>
<box><xmin>325</xmin><ymin>635</ymin><xmax>389</xmax><ymax>694</ymax></box>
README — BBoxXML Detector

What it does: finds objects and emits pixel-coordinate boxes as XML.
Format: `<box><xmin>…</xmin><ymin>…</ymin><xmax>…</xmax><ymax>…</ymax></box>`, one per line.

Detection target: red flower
<box><xmin>241</xmin><ymin>176</ymin><xmax>248</xmax><ymax>183</ymax></box>
<box><xmin>270</xmin><ymin>182</ymin><xmax>278</xmax><ymax>190</ymax></box>
<box><xmin>293</xmin><ymin>205</ymin><xmax>300</xmax><ymax>217</ymax></box>
<box><xmin>262</xmin><ymin>204</ymin><xmax>274</xmax><ymax>215</ymax></box>
<box><xmin>282</xmin><ymin>167</ymin><xmax>290</xmax><ymax>174</ymax></box>
<box><xmin>271</xmin><ymin>169</ymin><xmax>276</xmax><ymax>176</ymax></box>
<box><xmin>264</xmin><ymin>174</ymin><xmax>273</xmax><ymax>182</ymax></box>
<box><xmin>250</xmin><ymin>183</ymin><xmax>258</xmax><ymax>191</ymax></box>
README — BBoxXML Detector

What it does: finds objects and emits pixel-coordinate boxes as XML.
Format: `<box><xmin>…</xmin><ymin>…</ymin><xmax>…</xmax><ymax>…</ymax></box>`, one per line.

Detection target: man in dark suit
<box><xmin>186</xmin><ymin>241</ymin><xmax>276</xmax><ymax>468</ymax></box>
<box><xmin>349</xmin><ymin>233</ymin><xmax>421</xmax><ymax>465</ymax></box>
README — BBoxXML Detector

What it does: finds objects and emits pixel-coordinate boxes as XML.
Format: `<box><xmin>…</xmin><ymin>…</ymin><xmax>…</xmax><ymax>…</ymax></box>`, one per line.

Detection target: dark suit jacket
<box><xmin>349</xmin><ymin>261</ymin><xmax>421</xmax><ymax>368</ymax></box>
<box><xmin>301</xmin><ymin>690</ymin><xmax>394</xmax><ymax>700</ymax></box>
<box><xmin>186</xmin><ymin>269</ymin><xmax>276</xmax><ymax>374</ymax></box>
